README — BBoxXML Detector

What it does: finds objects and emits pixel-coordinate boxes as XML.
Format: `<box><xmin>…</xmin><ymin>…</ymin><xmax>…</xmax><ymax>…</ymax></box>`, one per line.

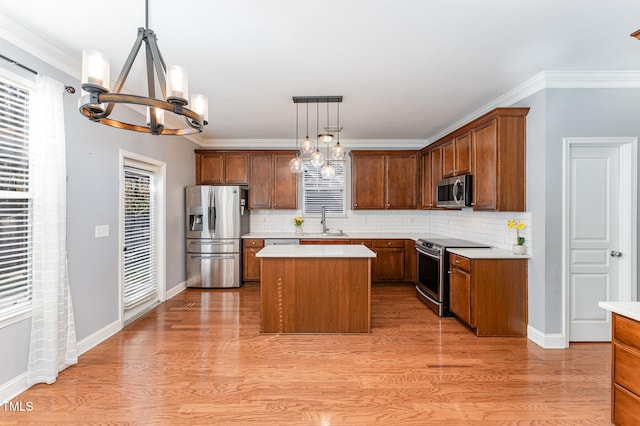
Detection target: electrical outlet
<box><xmin>94</xmin><ymin>225</ymin><xmax>110</xmax><ymax>238</ymax></box>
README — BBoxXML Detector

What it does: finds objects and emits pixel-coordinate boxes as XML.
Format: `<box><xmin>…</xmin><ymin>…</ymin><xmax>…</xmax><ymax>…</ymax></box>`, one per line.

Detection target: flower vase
<box><xmin>295</xmin><ymin>226</ymin><xmax>302</xmax><ymax>234</ymax></box>
<box><xmin>512</xmin><ymin>244</ymin><xmax>526</xmax><ymax>255</ymax></box>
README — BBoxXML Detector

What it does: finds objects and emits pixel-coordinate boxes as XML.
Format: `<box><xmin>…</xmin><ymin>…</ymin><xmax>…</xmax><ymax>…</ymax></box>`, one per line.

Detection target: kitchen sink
<box><xmin>300</xmin><ymin>232</ymin><xmax>348</xmax><ymax>237</ymax></box>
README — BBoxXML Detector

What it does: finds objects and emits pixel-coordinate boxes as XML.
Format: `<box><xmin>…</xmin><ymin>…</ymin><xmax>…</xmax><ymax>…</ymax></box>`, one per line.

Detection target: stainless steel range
<box><xmin>415</xmin><ymin>237</ymin><xmax>489</xmax><ymax>316</ymax></box>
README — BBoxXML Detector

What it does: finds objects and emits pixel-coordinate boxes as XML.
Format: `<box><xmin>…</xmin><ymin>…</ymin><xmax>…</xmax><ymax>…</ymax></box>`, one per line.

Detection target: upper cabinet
<box><xmin>248</xmin><ymin>151</ymin><xmax>297</xmax><ymax>210</ymax></box>
<box><xmin>442</xmin><ymin>132</ymin><xmax>471</xmax><ymax>178</ymax></box>
<box><xmin>350</xmin><ymin>151</ymin><xmax>418</xmax><ymax>210</ymax></box>
<box><xmin>195</xmin><ymin>151</ymin><xmax>249</xmax><ymax>185</ymax></box>
<box><xmin>422</xmin><ymin>107</ymin><xmax>529</xmax><ymax>212</ymax></box>
<box><xmin>471</xmin><ymin>109</ymin><xmax>528</xmax><ymax>211</ymax></box>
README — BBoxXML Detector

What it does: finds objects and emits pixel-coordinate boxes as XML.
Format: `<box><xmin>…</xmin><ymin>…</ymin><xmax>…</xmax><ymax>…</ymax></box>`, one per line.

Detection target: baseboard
<box><xmin>527</xmin><ymin>325</ymin><xmax>568</xmax><ymax>349</ymax></box>
<box><xmin>76</xmin><ymin>319</ymin><xmax>122</xmax><ymax>356</ymax></box>
<box><xmin>166</xmin><ymin>281</ymin><xmax>186</xmax><ymax>300</ymax></box>
<box><xmin>0</xmin><ymin>373</ymin><xmax>27</xmax><ymax>403</ymax></box>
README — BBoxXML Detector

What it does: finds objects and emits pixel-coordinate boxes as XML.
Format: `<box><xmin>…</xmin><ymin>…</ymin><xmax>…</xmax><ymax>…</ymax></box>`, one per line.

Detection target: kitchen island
<box><xmin>256</xmin><ymin>244</ymin><xmax>376</xmax><ymax>333</ymax></box>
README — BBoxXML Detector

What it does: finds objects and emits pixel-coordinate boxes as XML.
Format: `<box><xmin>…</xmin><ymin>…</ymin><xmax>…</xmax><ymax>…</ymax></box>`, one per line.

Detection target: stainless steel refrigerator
<box><xmin>185</xmin><ymin>186</ymin><xmax>250</xmax><ymax>288</ymax></box>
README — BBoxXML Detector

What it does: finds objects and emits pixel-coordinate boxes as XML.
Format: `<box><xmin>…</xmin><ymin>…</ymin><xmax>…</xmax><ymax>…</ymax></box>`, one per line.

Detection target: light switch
<box><xmin>94</xmin><ymin>225</ymin><xmax>110</xmax><ymax>238</ymax></box>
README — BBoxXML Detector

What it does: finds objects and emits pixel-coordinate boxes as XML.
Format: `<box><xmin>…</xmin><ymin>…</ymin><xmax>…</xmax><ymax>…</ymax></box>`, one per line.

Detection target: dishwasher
<box><xmin>264</xmin><ymin>238</ymin><xmax>300</xmax><ymax>246</ymax></box>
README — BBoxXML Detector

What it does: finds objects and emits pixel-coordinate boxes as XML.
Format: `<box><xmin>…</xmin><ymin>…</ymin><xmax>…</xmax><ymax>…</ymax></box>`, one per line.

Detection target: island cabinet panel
<box><xmin>448</xmin><ymin>253</ymin><xmax>527</xmax><ymax>336</ymax></box>
<box><xmin>242</xmin><ymin>239</ymin><xmax>264</xmax><ymax>282</ymax></box>
<box><xmin>612</xmin><ymin>313</ymin><xmax>640</xmax><ymax>425</ymax></box>
<box><xmin>195</xmin><ymin>151</ymin><xmax>249</xmax><ymax>185</ymax></box>
<box><xmin>260</xmin><ymin>257</ymin><xmax>371</xmax><ymax>333</ymax></box>
<box><xmin>248</xmin><ymin>151</ymin><xmax>297</xmax><ymax>210</ymax></box>
<box><xmin>350</xmin><ymin>151</ymin><xmax>418</xmax><ymax>210</ymax></box>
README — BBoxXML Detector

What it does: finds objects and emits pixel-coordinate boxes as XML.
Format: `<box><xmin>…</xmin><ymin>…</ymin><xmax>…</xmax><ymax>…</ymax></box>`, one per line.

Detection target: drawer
<box><xmin>373</xmin><ymin>239</ymin><xmax>404</xmax><ymax>248</ymax></box>
<box><xmin>351</xmin><ymin>239</ymin><xmax>373</xmax><ymax>248</ymax></box>
<box><xmin>449</xmin><ymin>253</ymin><xmax>471</xmax><ymax>271</ymax></box>
<box><xmin>613</xmin><ymin>384</ymin><xmax>640</xmax><ymax>426</ymax></box>
<box><xmin>243</xmin><ymin>239</ymin><xmax>264</xmax><ymax>249</ymax></box>
<box><xmin>614</xmin><ymin>344</ymin><xmax>640</xmax><ymax>396</ymax></box>
<box><xmin>614</xmin><ymin>314</ymin><xmax>640</xmax><ymax>353</ymax></box>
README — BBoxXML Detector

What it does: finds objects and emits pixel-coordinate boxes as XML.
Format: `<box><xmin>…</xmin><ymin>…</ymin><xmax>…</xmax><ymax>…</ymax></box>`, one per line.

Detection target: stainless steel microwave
<box><xmin>436</xmin><ymin>174</ymin><xmax>473</xmax><ymax>208</ymax></box>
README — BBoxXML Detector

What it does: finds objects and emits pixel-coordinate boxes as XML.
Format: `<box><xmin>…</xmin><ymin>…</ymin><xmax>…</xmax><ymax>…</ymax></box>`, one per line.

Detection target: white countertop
<box><xmin>447</xmin><ymin>247</ymin><xmax>531</xmax><ymax>259</ymax></box>
<box><xmin>599</xmin><ymin>301</ymin><xmax>640</xmax><ymax>322</ymax></box>
<box><xmin>242</xmin><ymin>232</ymin><xmax>442</xmax><ymax>241</ymax></box>
<box><xmin>256</xmin><ymin>244</ymin><xmax>376</xmax><ymax>258</ymax></box>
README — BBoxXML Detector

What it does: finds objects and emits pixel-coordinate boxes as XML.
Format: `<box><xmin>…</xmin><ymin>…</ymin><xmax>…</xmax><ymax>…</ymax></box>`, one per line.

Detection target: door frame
<box><xmin>562</xmin><ymin>137</ymin><xmax>637</xmax><ymax>347</ymax></box>
<box><xmin>118</xmin><ymin>150</ymin><xmax>167</xmax><ymax>326</ymax></box>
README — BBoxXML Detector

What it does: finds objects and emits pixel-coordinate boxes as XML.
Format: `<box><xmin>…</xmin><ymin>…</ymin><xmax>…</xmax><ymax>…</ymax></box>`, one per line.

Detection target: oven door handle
<box><xmin>415</xmin><ymin>246</ymin><xmax>441</xmax><ymax>261</ymax></box>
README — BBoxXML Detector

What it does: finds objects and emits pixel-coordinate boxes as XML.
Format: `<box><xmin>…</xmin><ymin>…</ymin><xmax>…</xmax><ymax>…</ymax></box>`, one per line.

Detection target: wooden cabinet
<box><xmin>248</xmin><ymin>151</ymin><xmax>297</xmax><ymax>210</ymax></box>
<box><xmin>372</xmin><ymin>239</ymin><xmax>405</xmax><ymax>282</ymax></box>
<box><xmin>243</xmin><ymin>239</ymin><xmax>264</xmax><ymax>282</ymax></box>
<box><xmin>611</xmin><ymin>313</ymin><xmax>640</xmax><ymax>425</ymax></box>
<box><xmin>420</xmin><ymin>146</ymin><xmax>442</xmax><ymax>209</ymax></box>
<box><xmin>350</xmin><ymin>151</ymin><xmax>418</xmax><ymax>210</ymax></box>
<box><xmin>471</xmin><ymin>109</ymin><xmax>528</xmax><ymax>211</ymax></box>
<box><xmin>195</xmin><ymin>151</ymin><xmax>248</xmax><ymax>185</ymax></box>
<box><xmin>448</xmin><ymin>253</ymin><xmax>527</xmax><ymax>336</ymax></box>
<box><xmin>426</xmin><ymin>107</ymin><xmax>528</xmax><ymax>212</ymax></box>
<box><xmin>441</xmin><ymin>132</ymin><xmax>471</xmax><ymax>178</ymax></box>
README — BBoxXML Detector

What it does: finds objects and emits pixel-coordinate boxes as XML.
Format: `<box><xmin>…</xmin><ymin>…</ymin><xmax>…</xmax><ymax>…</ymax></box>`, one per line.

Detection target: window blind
<box><xmin>123</xmin><ymin>167</ymin><xmax>157</xmax><ymax>310</ymax></box>
<box><xmin>0</xmin><ymin>79</ymin><xmax>32</xmax><ymax>319</ymax></box>
<box><xmin>302</xmin><ymin>160</ymin><xmax>346</xmax><ymax>214</ymax></box>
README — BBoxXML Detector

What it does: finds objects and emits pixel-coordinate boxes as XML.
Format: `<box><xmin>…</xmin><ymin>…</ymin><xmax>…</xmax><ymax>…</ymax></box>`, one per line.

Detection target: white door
<box><xmin>566</xmin><ymin>138</ymin><xmax>637</xmax><ymax>342</ymax></box>
<box><xmin>120</xmin><ymin>152</ymin><xmax>166</xmax><ymax>325</ymax></box>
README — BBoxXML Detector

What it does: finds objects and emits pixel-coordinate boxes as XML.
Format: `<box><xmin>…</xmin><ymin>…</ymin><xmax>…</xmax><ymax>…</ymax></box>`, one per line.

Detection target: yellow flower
<box><xmin>506</xmin><ymin>219</ymin><xmax>525</xmax><ymax>245</ymax></box>
<box><xmin>292</xmin><ymin>217</ymin><xmax>304</xmax><ymax>226</ymax></box>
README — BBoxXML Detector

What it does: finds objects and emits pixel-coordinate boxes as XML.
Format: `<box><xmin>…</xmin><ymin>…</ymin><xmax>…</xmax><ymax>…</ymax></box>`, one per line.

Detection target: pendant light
<box><xmin>320</xmin><ymin>102</ymin><xmax>336</xmax><ymax>179</ymax></box>
<box><xmin>288</xmin><ymin>103</ymin><xmax>304</xmax><ymax>173</ymax></box>
<box><xmin>331</xmin><ymin>102</ymin><xmax>346</xmax><ymax>160</ymax></box>
<box><xmin>309</xmin><ymin>102</ymin><xmax>325</xmax><ymax>167</ymax></box>
<box><xmin>79</xmin><ymin>0</ymin><xmax>208</xmax><ymax>135</ymax></box>
<box><xmin>299</xmin><ymin>103</ymin><xmax>315</xmax><ymax>157</ymax></box>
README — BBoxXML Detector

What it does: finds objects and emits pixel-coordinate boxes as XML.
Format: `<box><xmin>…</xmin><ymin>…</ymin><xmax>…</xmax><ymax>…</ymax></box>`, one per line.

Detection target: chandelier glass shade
<box><xmin>79</xmin><ymin>0</ymin><xmax>208</xmax><ymax>136</ymax></box>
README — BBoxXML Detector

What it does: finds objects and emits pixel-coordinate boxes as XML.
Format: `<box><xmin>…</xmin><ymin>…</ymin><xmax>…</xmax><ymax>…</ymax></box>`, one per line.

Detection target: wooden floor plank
<box><xmin>1</xmin><ymin>283</ymin><xmax>611</xmax><ymax>424</ymax></box>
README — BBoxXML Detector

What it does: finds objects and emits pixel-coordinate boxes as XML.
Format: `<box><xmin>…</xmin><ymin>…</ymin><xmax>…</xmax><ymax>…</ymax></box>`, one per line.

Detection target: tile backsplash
<box><xmin>250</xmin><ymin>208</ymin><xmax>532</xmax><ymax>251</ymax></box>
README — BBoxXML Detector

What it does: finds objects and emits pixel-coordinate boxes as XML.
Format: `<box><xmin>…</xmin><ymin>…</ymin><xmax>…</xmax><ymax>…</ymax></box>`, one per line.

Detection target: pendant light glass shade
<box><xmin>321</xmin><ymin>161</ymin><xmax>336</xmax><ymax>179</ymax></box>
<box><xmin>331</xmin><ymin>142</ymin><xmax>346</xmax><ymax>160</ymax></box>
<box><xmin>81</xmin><ymin>49</ymin><xmax>110</xmax><ymax>93</ymax></box>
<box><xmin>318</xmin><ymin>133</ymin><xmax>333</xmax><ymax>144</ymax></box>
<box><xmin>146</xmin><ymin>107</ymin><xmax>165</xmax><ymax>128</ymax></box>
<box><xmin>310</xmin><ymin>149</ymin><xmax>325</xmax><ymax>167</ymax></box>
<box><xmin>190</xmin><ymin>94</ymin><xmax>209</xmax><ymax>124</ymax></box>
<box><xmin>166</xmin><ymin>65</ymin><xmax>189</xmax><ymax>104</ymax></box>
<box><xmin>299</xmin><ymin>137</ymin><xmax>315</xmax><ymax>156</ymax></box>
<box><xmin>289</xmin><ymin>157</ymin><xmax>304</xmax><ymax>173</ymax></box>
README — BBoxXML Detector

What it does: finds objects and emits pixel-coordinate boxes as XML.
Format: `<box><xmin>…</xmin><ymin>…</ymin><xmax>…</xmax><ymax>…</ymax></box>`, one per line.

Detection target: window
<box><xmin>0</xmin><ymin>77</ymin><xmax>32</xmax><ymax>321</ymax></box>
<box><xmin>302</xmin><ymin>159</ymin><xmax>346</xmax><ymax>215</ymax></box>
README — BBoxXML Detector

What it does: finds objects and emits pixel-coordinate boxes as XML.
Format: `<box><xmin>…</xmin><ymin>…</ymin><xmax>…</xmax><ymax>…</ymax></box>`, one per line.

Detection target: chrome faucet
<box><xmin>321</xmin><ymin>206</ymin><xmax>329</xmax><ymax>234</ymax></box>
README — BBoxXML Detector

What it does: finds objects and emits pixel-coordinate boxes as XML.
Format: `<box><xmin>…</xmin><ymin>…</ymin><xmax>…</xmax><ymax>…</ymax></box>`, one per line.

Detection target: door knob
<box><xmin>610</xmin><ymin>250</ymin><xmax>623</xmax><ymax>257</ymax></box>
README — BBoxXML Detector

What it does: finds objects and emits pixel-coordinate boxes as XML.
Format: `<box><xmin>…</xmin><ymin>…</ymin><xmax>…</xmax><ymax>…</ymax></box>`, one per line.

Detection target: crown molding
<box><xmin>196</xmin><ymin>138</ymin><xmax>426</xmax><ymax>150</ymax></box>
<box><xmin>425</xmin><ymin>70</ymin><xmax>640</xmax><ymax>144</ymax></box>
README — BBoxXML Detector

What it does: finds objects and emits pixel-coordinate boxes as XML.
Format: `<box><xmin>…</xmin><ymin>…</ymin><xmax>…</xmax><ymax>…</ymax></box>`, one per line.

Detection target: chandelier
<box><xmin>289</xmin><ymin>96</ymin><xmax>346</xmax><ymax>178</ymax></box>
<box><xmin>78</xmin><ymin>0</ymin><xmax>208</xmax><ymax>136</ymax></box>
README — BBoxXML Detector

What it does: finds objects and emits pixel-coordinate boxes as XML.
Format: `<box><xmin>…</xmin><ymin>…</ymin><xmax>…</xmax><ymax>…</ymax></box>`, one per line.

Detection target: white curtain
<box><xmin>26</xmin><ymin>74</ymin><xmax>77</xmax><ymax>385</ymax></box>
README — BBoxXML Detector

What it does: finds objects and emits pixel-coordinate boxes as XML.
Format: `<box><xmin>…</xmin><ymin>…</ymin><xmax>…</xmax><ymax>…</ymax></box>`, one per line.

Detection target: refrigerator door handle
<box><xmin>190</xmin><ymin>255</ymin><xmax>236</xmax><ymax>260</ymax></box>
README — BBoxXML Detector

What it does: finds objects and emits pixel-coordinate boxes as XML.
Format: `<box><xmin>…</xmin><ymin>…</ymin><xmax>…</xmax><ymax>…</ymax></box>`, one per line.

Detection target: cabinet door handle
<box><xmin>455</xmin><ymin>259</ymin><xmax>460</xmax><ymax>264</ymax></box>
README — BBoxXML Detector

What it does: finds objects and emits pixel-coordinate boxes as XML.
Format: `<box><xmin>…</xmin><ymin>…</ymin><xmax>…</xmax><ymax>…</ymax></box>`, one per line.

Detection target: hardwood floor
<box><xmin>2</xmin><ymin>284</ymin><xmax>612</xmax><ymax>425</ymax></box>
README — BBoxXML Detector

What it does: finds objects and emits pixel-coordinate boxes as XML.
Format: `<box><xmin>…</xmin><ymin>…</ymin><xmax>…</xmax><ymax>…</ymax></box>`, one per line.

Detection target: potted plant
<box><xmin>506</xmin><ymin>219</ymin><xmax>526</xmax><ymax>255</ymax></box>
<box><xmin>292</xmin><ymin>216</ymin><xmax>304</xmax><ymax>234</ymax></box>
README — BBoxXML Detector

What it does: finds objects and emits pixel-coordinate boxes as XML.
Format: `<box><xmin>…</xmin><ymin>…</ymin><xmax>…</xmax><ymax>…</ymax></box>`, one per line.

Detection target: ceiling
<box><xmin>1</xmin><ymin>0</ymin><xmax>640</xmax><ymax>148</ymax></box>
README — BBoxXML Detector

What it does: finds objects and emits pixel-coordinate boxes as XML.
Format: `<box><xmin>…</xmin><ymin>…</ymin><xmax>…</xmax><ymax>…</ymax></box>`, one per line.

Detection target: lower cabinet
<box><xmin>449</xmin><ymin>253</ymin><xmax>527</xmax><ymax>336</ymax></box>
<box><xmin>242</xmin><ymin>239</ymin><xmax>264</xmax><ymax>282</ymax></box>
<box><xmin>372</xmin><ymin>240</ymin><xmax>405</xmax><ymax>282</ymax></box>
<box><xmin>611</xmin><ymin>313</ymin><xmax>640</xmax><ymax>425</ymax></box>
